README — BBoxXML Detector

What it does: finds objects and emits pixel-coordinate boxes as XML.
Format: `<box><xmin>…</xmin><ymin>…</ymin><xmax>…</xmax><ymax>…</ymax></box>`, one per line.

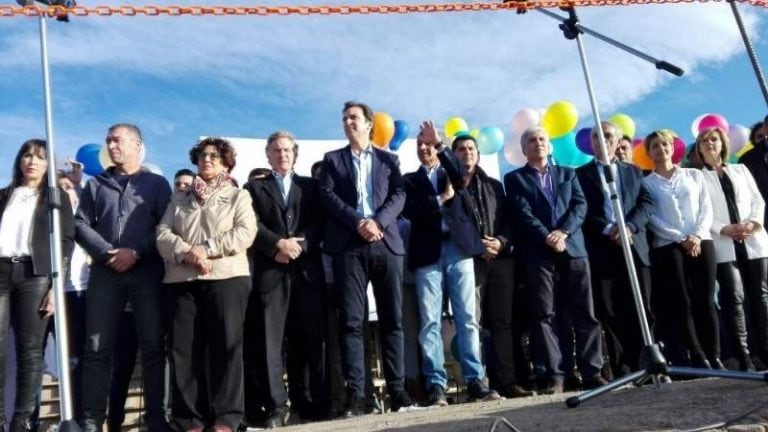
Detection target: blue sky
<box><xmin>0</xmin><ymin>1</ymin><xmax>767</xmax><ymax>183</ymax></box>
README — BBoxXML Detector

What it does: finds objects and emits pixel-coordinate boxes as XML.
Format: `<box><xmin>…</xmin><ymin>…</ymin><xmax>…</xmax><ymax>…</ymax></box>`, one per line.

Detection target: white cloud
<box><xmin>0</xmin><ymin>2</ymin><xmax>761</xmax><ymax>176</ymax></box>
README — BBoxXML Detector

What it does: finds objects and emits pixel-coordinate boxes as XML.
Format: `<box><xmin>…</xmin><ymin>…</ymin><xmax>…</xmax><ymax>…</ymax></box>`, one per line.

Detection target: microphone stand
<box><xmin>534</xmin><ymin>6</ymin><xmax>768</xmax><ymax>408</ymax></box>
<box><xmin>727</xmin><ymin>0</ymin><xmax>768</xmax><ymax>108</ymax></box>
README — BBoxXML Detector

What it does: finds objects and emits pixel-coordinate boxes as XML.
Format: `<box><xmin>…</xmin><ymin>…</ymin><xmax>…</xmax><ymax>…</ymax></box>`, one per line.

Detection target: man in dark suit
<box><xmin>318</xmin><ymin>101</ymin><xmax>412</xmax><ymax>417</ymax></box>
<box><xmin>402</xmin><ymin>122</ymin><xmax>502</xmax><ymax>407</ymax></box>
<box><xmin>245</xmin><ymin>131</ymin><xmax>327</xmax><ymax>427</ymax></box>
<box><xmin>741</xmin><ymin>120</ymin><xmax>768</xmax><ymax>227</ymax></box>
<box><xmin>576</xmin><ymin>121</ymin><xmax>654</xmax><ymax>378</ymax></box>
<box><xmin>504</xmin><ymin>126</ymin><xmax>604</xmax><ymax>394</ymax></box>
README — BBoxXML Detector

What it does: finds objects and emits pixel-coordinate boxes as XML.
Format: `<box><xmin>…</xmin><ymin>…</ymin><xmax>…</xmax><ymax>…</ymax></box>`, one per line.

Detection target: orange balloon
<box><xmin>372</xmin><ymin>112</ymin><xmax>395</xmax><ymax>149</ymax></box>
<box><xmin>632</xmin><ymin>141</ymin><xmax>654</xmax><ymax>170</ymax></box>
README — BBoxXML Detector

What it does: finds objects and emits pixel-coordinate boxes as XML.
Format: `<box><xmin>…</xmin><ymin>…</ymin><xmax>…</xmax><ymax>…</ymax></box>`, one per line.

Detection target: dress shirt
<box><xmin>0</xmin><ymin>186</ymin><xmax>38</xmax><ymax>257</ymax></box>
<box><xmin>422</xmin><ymin>164</ymin><xmax>449</xmax><ymax>232</ymax></box>
<box><xmin>351</xmin><ymin>146</ymin><xmax>374</xmax><ymax>218</ymax></box>
<box><xmin>643</xmin><ymin>167</ymin><xmax>713</xmax><ymax>247</ymax></box>
<box><xmin>273</xmin><ymin>171</ymin><xmax>293</xmax><ymax>204</ymax></box>
<box><xmin>531</xmin><ymin>164</ymin><xmax>557</xmax><ymax>226</ymax></box>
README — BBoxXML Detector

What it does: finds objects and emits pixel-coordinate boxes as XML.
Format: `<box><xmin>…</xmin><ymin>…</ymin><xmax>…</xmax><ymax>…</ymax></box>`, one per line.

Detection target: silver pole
<box><xmin>37</xmin><ymin>7</ymin><xmax>78</xmax><ymax>428</ymax></box>
<box><xmin>728</xmin><ymin>0</ymin><xmax>768</xmax><ymax>108</ymax></box>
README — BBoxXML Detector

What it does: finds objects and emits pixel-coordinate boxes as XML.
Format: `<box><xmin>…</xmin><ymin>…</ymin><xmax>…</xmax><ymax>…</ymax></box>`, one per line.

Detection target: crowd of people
<box><xmin>1</xmin><ymin>101</ymin><xmax>768</xmax><ymax>432</ymax></box>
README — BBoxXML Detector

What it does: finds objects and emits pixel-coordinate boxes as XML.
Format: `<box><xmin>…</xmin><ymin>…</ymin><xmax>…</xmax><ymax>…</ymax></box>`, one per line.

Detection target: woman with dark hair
<box><xmin>642</xmin><ymin>130</ymin><xmax>721</xmax><ymax>369</ymax></box>
<box><xmin>156</xmin><ymin>137</ymin><xmax>257</xmax><ymax>432</ymax></box>
<box><xmin>0</xmin><ymin>139</ymin><xmax>74</xmax><ymax>431</ymax></box>
<box><xmin>694</xmin><ymin>127</ymin><xmax>768</xmax><ymax>371</ymax></box>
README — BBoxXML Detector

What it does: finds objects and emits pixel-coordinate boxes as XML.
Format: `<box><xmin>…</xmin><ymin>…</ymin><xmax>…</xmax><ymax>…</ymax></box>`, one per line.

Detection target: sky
<box><xmin>1</xmin><ymin>1</ymin><xmax>768</xmax><ymax>184</ymax></box>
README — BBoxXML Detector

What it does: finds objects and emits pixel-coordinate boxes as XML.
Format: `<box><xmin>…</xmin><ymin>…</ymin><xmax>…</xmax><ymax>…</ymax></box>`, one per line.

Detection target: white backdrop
<box><xmin>225</xmin><ymin>137</ymin><xmax>501</xmax><ymax>185</ymax></box>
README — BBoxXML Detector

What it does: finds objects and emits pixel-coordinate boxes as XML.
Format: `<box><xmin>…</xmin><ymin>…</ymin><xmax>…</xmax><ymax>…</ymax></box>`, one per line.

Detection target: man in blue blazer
<box><xmin>504</xmin><ymin>126</ymin><xmax>604</xmax><ymax>394</ymax></box>
<box><xmin>576</xmin><ymin>121</ymin><xmax>654</xmax><ymax>379</ymax></box>
<box><xmin>319</xmin><ymin>101</ymin><xmax>412</xmax><ymax>417</ymax></box>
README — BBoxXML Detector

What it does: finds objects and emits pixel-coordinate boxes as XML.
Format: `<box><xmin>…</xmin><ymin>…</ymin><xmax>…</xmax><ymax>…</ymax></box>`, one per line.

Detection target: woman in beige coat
<box><xmin>156</xmin><ymin>137</ymin><xmax>257</xmax><ymax>432</ymax></box>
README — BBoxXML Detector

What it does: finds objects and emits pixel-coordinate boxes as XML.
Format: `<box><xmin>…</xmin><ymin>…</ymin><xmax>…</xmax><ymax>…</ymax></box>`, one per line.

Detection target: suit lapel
<box><xmin>372</xmin><ymin>150</ymin><xmax>384</xmax><ymax>208</ymax></box>
<box><xmin>341</xmin><ymin>147</ymin><xmax>357</xmax><ymax>200</ymax></box>
<box><xmin>262</xmin><ymin>174</ymin><xmax>286</xmax><ymax>209</ymax></box>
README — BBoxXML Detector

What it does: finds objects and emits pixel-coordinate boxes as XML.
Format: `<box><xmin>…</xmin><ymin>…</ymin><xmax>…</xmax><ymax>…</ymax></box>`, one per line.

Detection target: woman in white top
<box><xmin>693</xmin><ymin>127</ymin><xmax>768</xmax><ymax>371</ymax></box>
<box><xmin>0</xmin><ymin>139</ymin><xmax>74</xmax><ymax>431</ymax></box>
<box><xmin>642</xmin><ymin>130</ymin><xmax>721</xmax><ymax>369</ymax></box>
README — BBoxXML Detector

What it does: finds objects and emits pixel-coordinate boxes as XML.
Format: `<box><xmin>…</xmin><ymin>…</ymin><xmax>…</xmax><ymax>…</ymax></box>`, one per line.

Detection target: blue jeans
<box><xmin>414</xmin><ymin>240</ymin><xmax>483</xmax><ymax>388</ymax></box>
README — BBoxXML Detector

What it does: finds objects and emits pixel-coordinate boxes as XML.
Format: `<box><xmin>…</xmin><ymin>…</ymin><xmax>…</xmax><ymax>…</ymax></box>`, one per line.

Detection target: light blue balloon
<box><xmin>551</xmin><ymin>132</ymin><xmax>591</xmax><ymax>167</ymax></box>
<box><xmin>476</xmin><ymin>126</ymin><xmax>505</xmax><ymax>155</ymax></box>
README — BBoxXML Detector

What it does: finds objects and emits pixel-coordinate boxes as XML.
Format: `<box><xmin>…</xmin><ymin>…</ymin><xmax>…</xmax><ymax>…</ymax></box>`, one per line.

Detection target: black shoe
<box><xmin>467</xmin><ymin>380</ymin><xmax>501</xmax><ymax>402</ymax></box>
<box><xmin>689</xmin><ymin>353</ymin><xmax>712</xmax><ymax>369</ymax></box>
<box><xmin>425</xmin><ymin>385</ymin><xmax>448</xmax><ymax>407</ymax></box>
<box><xmin>709</xmin><ymin>357</ymin><xmax>726</xmax><ymax>370</ymax></box>
<box><xmin>541</xmin><ymin>378</ymin><xmax>564</xmax><ymax>395</ymax></box>
<box><xmin>739</xmin><ymin>356</ymin><xmax>756</xmax><ymax>372</ymax></box>
<box><xmin>497</xmin><ymin>384</ymin><xmax>536</xmax><ymax>398</ymax></box>
<box><xmin>389</xmin><ymin>390</ymin><xmax>414</xmax><ymax>412</ymax></box>
<box><xmin>343</xmin><ymin>397</ymin><xmax>366</xmax><ymax>418</ymax></box>
<box><xmin>265</xmin><ymin>406</ymin><xmax>289</xmax><ymax>428</ymax></box>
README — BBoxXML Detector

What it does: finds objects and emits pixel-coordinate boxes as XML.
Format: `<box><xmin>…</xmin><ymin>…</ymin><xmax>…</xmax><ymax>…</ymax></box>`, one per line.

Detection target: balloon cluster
<box><xmin>371</xmin><ymin>112</ymin><xmax>409</xmax><ymax>151</ymax></box>
<box><xmin>439</xmin><ymin>116</ymin><xmax>505</xmax><ymax>156</ymax></box>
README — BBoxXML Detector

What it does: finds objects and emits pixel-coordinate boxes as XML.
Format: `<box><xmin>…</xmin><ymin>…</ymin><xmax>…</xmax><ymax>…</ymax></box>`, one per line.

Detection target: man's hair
<box><xmin>451</xmin><ymin>134</ymin><xmax>476</xmax><ymax>151</ymax></box>
<box><xmin>174</xmin><ymin>168</ymin><xmax>194</xmax><ymax>179</ymax></box>
<box><xmin>248</xmin><ymin>167</ymin><xmax>272</xmax><ymax>179</ymax></box>
<box><xmin>749</xmin><ymin>121</ymin><xmax>765</xmax><ymax>145</ymax></box>
<box><xmin>265</xmin><ymin>130</ymin><xmax>299</xmax><ymax>154</ymax></box>
<box><xmin>108</xmin><ymin>123</ymin><xmax>143</xmax><ymax>142</ymax></box>
<box><xmin>590</xmin><ymin>121</ymin><xmax>620</xmax><ymax>140</ymax></box>
<box><xmin>520</xmin><ymin>126</ymin><xmax>549</xmax><ymax>149</ymax></box>
<box><xmin>343</xmin><ymin>101</ymin><xmax>375</xmax><ymax>140</ymax></box>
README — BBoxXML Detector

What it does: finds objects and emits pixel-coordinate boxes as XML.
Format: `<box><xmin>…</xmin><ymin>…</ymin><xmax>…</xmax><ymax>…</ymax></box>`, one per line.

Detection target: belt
<box><xmin>0</xmin><ymin>256</ymin><xmax>31</xmax><ymax>263</ymax></box>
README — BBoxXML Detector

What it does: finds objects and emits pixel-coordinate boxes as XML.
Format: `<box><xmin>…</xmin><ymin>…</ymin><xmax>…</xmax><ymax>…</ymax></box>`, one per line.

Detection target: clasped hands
<box><xmin>275</xmin><ymin>237</ymin><xmax>305</xmax><ymax>264</ymax></box>
<box><xmin>721</xmin><ymin>222</ymin><xmax>758</xmax><ymax>243</ymax></box>
<box><xmin>358</xmin><ymin>218</ymin><xmax>384</xmax><ymax>243</ymax></box>
<box><xmin>545</xmin><ymin>229</ymin><xmax>568</xmax><ymax>253</ymax></box>
<box><xmin>106</xmin><ymin>247</ymin><xmax>138</xmax><ymax>273</ymax></box>
<box><xmin>608</xmin><ymin>225</ymin><xmax>634</xmax><ymax>245</ymax></box>
<box><xmin>680</xmin><ymin>235</ymin><xmax>702</xmax><ymax>257</ymax></box>
<box><xmin>184</xmin><ymin>245</ymin><xmax>212</xmax><ymax>275</ymax></box>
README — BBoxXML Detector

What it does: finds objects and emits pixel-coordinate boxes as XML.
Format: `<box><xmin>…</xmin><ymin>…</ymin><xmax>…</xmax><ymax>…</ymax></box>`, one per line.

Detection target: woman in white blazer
<box><xmin>694</xmin><ymin>127</ymin><xmax>768</xmax><ymax>371</ymax></box>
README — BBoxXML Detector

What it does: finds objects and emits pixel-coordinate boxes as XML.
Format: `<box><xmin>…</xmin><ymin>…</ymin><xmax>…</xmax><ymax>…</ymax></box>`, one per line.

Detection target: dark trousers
<box><xmin>257</xmin><ymin>272</ymin><xmax>328</xmax><ymax>414</ymax></box>
<box><xmin>525</xmin><ymin>256</ymin><xmax>603</xmax><ymax>379</ymax></box>
<box><xmin>0</xmin><ymin>261</ymin><xmax>50</xmax><ymax>430</ymax></box>
<box><xmin>80</xmin><ymin>265</ymin><xmax>167</xmax><ymax>430</ymax></box>
<box><xmin>64</xmin><ymin>290</ymin><xmax>86</xmax><ymax>420</ymax></box>
<box><xmin>168</xmin><ymin>277</ymin><xmax>249</xmax><ymax>431</ymax></box>
<box><xmin>589</xmin><ymin>242</ymin><xmax>652</xmax><ymax>376</ymax></box>
<box><xmin>650</xmin><ymin>241</ymin><xmax>719</xmax><ymax>364</ymax></box>
<box><xmin>332</xmin><ymin>242</ymin><xmax>405</xmax><ymax>400</ymax></box>
<box><xmin>476</xmin><ymin>256</ymin><xmax>521</xmax><ymax>388</ymax></box>
<box><xmin>739</xmin><ymin>258</ymin><xmax>768</xmax><ymax>359</ymax></box>
<box><xmin>106</xmin><ymin>310</ymin><xmax>138</xmax><ymax>432</ymax></box>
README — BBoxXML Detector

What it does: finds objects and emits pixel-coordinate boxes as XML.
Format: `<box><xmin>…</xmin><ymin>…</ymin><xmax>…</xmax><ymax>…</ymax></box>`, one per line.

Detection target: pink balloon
<box><xmin>672</xmin><ymin>136</ymin><xmax>686</xmax><ymax>164</ymax></box>
<box><xmin>697</xmin><ymin>114</ymin><xmax>729</xmax><ymax>134</ymax></box>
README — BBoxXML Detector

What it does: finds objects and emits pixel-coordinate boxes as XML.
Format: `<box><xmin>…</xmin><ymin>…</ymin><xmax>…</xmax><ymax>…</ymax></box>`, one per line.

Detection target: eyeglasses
<box><xmin>198</xmin><ymin>152</ymin><xmax>222</xmax><ymax>161</ymax></box>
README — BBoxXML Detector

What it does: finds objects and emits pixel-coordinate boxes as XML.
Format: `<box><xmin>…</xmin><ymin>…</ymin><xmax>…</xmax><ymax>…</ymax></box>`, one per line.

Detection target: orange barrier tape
<box><xmin>1</xmin><ymin>1</ymin><xmax>767</xmax><ymax>18</ymax></box>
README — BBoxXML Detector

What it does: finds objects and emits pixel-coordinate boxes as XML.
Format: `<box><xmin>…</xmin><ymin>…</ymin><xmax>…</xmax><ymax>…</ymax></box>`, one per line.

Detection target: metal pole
<box><xmin>728</xmin><ymin>0</ymin><xmax>768</xmax><ymax>108</ymax></box>
<box><xmin>37</xmin><ymin>8</ymin><xmax>80</xmax><ymax>431</ymax></box>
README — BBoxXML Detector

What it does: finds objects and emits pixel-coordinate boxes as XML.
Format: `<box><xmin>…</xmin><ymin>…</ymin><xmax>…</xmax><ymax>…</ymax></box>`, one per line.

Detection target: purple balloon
<box><xmin>575</xmin><ymin>127</ymin><xmax>593</xmax><ymax>155</ymax></box>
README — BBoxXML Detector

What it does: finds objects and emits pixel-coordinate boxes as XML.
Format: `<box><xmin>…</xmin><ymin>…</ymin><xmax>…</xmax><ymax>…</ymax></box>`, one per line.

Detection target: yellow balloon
<box><xmin>469</xmin><ymin>128</ymin><xmax>480</xmax><ymax>138</ymax></box>
<box><xmin>736</xmin><ymin>141</ymin><xmax>754</xmax><ymax>158</ymax></box>
<box><xmin>609</xmin><ymin>113</ymin><xmax>636</xmax><ymax>138</ymax></box>
<box><xmin>444</xmin><ymin>117</ymin><xmax>469</xmax><ymax>138</ymax></box>
<box><xmin>542</xmin><ymin>101</ymin><xmax>578</xmax><ymax>138</ymax></box>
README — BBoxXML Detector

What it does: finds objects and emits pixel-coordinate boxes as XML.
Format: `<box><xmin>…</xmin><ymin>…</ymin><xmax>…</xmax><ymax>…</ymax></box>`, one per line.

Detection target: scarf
<box><xmin>192</xmin><ymin>172</ymin><xmax>234</xmax><ymax>204</ymax></box>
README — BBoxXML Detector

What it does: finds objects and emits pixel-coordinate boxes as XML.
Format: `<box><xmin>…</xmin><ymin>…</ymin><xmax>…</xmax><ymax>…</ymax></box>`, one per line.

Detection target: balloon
<box><xmin>727</xmin><ymin>124</ymin><xmax>749</xmax><ymax>155</ymax></box>
<box><xmin>672</xmin><ymin>136</ymin><xmax>686</xmax><ymax>164</ymax></box>
<box><xmin>551</xmin><ymin>132</ymin><xmax>590</xmax><ymax>167</ymax></box>
<box><xmin>98</xmin><ymin>145</ymin><xmax>114</xmax><ymax>170</ymax></box>
<box><xmin>575</xmin><ymin>127</ymin><xmax>593</xmax><ymax>155</ymax></box>
<box><xmin>511</xmin><ymin>108</ymin><xmax>541</xmax><ymax>135</ymax></box>
<box><xmin>736</xmin><ymin>141</ymin><xmax>754</xmax><ymax>158</ymax></box>
<box><xmin>444</xmin><ymin>117</ymin><xmax>469</xmax><ymax>138</ymax></box>
<box><xmin>371</xmin><ymin>112</ymin><xmax>395</xmax><ymax>149</ymax></box>
<box><xmin>142</xmin><ymin>162</ymin><xmax>164</xmax><ymax>176</ymax></box>
<box><xmin>632</xmin><ymin>140</ymin><xmax>654</xmax><ymax>170</ymax></box>
<box><xmin>469</xmin><ymin>128</ymin><xmax>480</xmax><ymax>139</ymax></box>
<box><xmin>503</xmin><ymin>135</ymin><xmax>528</xmax><ymax>166</ymax></box>
<box><xmin>476</xmin><ymin>126</ymin><xmax>505</xmax><ymax>155</ymax></box>
<box><xmin>690</xmin><ymin>113</ymin><xmax>708</xmax><ymax>139</ymax></box>
<box><xmin>697</xmin><ymin>113</ymin><xmax>729</xmax><ymax>134</ymax></box>
<box><xmin>542</xmin><ymin>100</ymin><xmax>578</xmax><ymax>138</ymax></box>
<box><xmin>389</xmin><ymin>120</ymin><xmax>409</xmax><ymax>151</ymax></box>
<box><xmin>75</xmin><ymin>143</ymin><xmax>103</xmax><ymax>176</ymax></box>
<box><xmin>138</xmin><ymin>145</ymin><xmax>146</xmax><ymax>164</ymax></box>
<box><xmin>609</xmin><ymin>113</ymin><xmax>636</xmax><ymax>138</ymax></box>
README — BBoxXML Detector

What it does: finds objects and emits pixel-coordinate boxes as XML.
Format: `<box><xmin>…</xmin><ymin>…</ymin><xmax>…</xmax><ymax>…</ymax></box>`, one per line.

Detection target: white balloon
<box><xmin>511</xmin><ymin>108</ymin><xmax>541</xmax><ymax>135</ymax></box>
<box><xmin>690</xmin><ymin>113</ymin><xmax>708</xmax><ymax>139</ymax></box>
<box><xmin>98</xmin><ymin>145</ymin><xmax>114</xmax><ymax>170</ymax></box>
<box><xmin>728</xmin><ymin>124</ymin><xmax>750</xmax><ymax>155</ymax></box>
<box><xmin>503</xmin><ymin>135</ymin><xmax>528</xmax><ymax>166</ymax></box>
